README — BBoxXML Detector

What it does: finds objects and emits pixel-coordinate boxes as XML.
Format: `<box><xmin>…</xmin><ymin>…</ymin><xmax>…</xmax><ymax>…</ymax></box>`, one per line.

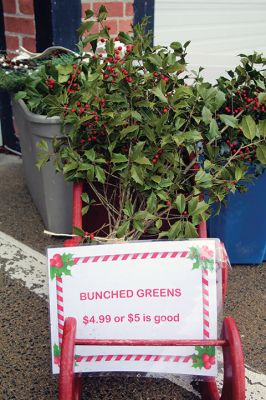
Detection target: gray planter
<box><xmin>12</xmin><ymin>99</ymin><xmax>73</xmax><ymax>234</ymax></box>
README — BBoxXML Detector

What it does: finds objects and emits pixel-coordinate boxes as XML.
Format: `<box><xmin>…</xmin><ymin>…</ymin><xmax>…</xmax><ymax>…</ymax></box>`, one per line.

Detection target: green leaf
<box><xmin>143</xmin><ymin>125</ymin><xmax>156</xmax><ymax>142</ymax></box>
<box><xmin>147</xmin><ymin>54</ymin><xmax>162</xmax><ymax>67</ymax></box>
<box><xmin>83</xmin><ymin>33</ymin><xmax>99</xmax><ymax>47</ymax></box>
<box><xmin>73</xmin><ymin>227</ymin><xmax>85</xmax><ymax>237</ymax></box>
<box><xmin>84</xmin><ymin>148</ymin><xmax>96</xmax><ymax>162</ymax></box>
<box><xmin>151</xmin><ymin>86</ymin><xmax>168</xmax><ymax>103</ymax></box>
<box><xmin>133</xmin><ymin>156</ymin><xmax>151</xmax><ymax>165</ymax></box>
<box><xmin>120</xmin><ymin>125</ymin><xmax>139</xmax><ymax>139</ymax></box>
<box><xmin>111</xmin><ymin>153</ymin><xmax>128</xmax><ymax>163</ymax></box>
<box><xmin>131</xmin><ymin>165</ymin><xmax>144</xmax><ymax>184</ymax></box>
<box><xmin>57</xmin><ymin>64</ymin><xmax>73</xmax><ymax>76</ymax></box>
<box><xmin>219</xmin><ymin>114</ymin><xmax>238</xmax><ymax>128</ymax></box>
<box><xmin>256</xmin><ymin>144</ymin><xmax>266</xmax><ymax>164</ymax></box>
<box><xmin>168</xmin><ymin>221</ymin><xmax>182</xmax><ymax>239</ymax></box>
<box><xmin>170</xmin><ymin>41</ymin><xmax>182</xmax><ymax>51</ymax></box>
<box><xmin>77</xmin><ymin>21</ymin><xmax>95</xmax><ymax>36</ymax></box>
<box><xmin>258</xmin><ymin>92</ymin><xmax>266</xmax><ymax>103</ymax></box>
<box><xmin>37</xmin><ymin>139</ymin><xmax>49</xmax><ymax>152</ymax></box>
<box><xmin>81</xmin><ymin>192</ymin><xmax>90</xmax><ymax>204</ymax></box>
<box><xmin>214</xmin><ymin>90</ymin><xmax>226</xmax><ymax>109</ymax></box>
<box><xmin>147</xmin><ymin>192</ymin><xmax>157</xmax><ymax>213</ymax></box>
<box><xmin>53</xmin><ymin>344</ymin><xmax>61</xmax><ymax>356</ymax></box>
<box><xmin>175</xmin><ymin>117</ymin><xmax>185</xmax><ymax>130</ymax></box>
<box><xmin>133</xmin><ymin>219</ymin><xmax>145</xmax><ymax>232</ymax></box>
<box><xmin>36</xmin><ymin>154</ymin><xmax>49</xmax><ymax>170</ymax></box>
<box><xmin>184</xmin><ymin>221</ymin><xmax>198</xmax><ymax>238</ymax></box>
<box><xmin>175</xmin><ymin>194</ymin><xmax>186</xmax><ymax>213</ymax></box>
<box><xmin>156</xmin><ymin>219</ymin><xmax>162</xmax><ymax>230</ymax></box>
<box><xmin>188</xmin><ymin>197</ymin><xmax>199</xmax><ymax>214</ymax></box>
<box><xmin>132</xmin><ymin>141</ymin><xmax>145</xmax><ymax>159</ymax></box>
<box><xmin>123</xmin><ymin>200</ymin><xmax>134</xmax><ymax>217</ymax></box>
<box><xmin>195</xmin><ymin>170</ymin><xmax>212</xmax><ymax>188</ymax></box>
<box><xmin>202</xmin><ymin>106</ymin><xmax>212</xmax><ymax>124</ymax></box>
<box><xmin>84</xmin><ymin>9</ymin><xmax>94</xmax><ymax>19</ymax></box>
<box><xmin>116</xmin><ymin>220</ymin><xmax>130</xmax><ymax>238</ymax></box>
<box><xmin>95</xmin><ymin>166</ymin><xmax>106</xmax><ymax>183</ymax></box>
<box><xmin>117</xmin><ymin>31</ymin><xmax>133</xmax><ymax>44</ymax></box>
<box><xmin>63</xmin><ymin>162</ymin><xmax>78</xmax><ymax>174</ymax></box>
<box><xmin>208</xmin><ymin>119</ymin><xmax>219</xmax><ymax>139</ymax></box>
<box><xmin>135</xmin><ymin>101</ymin><xmax>155</xmax><ymax>108</ymax></box>
<box><xmin>239</xmin><ymin>115</ymin><xmax>257</xmax><ymax>140</ymax></box>
<box><xmin>15</xmin><ymin>91</ymin><xmax>27</xmax><ymax>100</ymax></box>
<box><xmin>258</xmin><ymin>120</ymin><xmax>266</xmax><ymax>138</ymax></box>
<box><xmin>131</xmin><ymin>110</ymin><xmax>142</xmax><ymax>122</ymax></box>
<box><xmin>97</xmin><ymin>5</ymin><xmax>108</xmax><ymax>21</ymax></box>
<box><xmin>151</xmin><ymin>175</ymin><xmax>161</xmax><ymax>184</ymax></box>
<box><xmin>82</xmin><ymin>205</ymin><xmax>89</xmax><ymax>216</ymax></box>
<box><xmin>235</xmin><ymin>166</ymin><xmax>243</xmax><ymax>181</ymax></box>
<box><xmin>86</xmin><ymin>165</ymin><xmax>95</xmax><ymax>181</ymax></box>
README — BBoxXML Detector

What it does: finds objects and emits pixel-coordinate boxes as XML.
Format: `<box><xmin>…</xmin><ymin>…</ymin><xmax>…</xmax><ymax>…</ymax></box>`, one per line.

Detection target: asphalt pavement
<box><xmin>0</xmin><ymin>152</ymin><xmax>265</xmax><ymax>400</ymax></box>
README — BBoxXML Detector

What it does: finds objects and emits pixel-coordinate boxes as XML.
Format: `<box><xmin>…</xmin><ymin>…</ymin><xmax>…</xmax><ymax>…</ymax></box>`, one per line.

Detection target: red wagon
<box><xmin>58</xmin><ymin>182</ymin><xmax>245</xmax><ymax>400</ymax></box>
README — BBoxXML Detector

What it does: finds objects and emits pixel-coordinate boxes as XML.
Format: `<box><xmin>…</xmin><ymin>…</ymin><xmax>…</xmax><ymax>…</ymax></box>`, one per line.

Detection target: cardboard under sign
<box><xmin>48</xmin><ymin>239</ymin><xmax>222</xmax><ymax>376</ymax></box>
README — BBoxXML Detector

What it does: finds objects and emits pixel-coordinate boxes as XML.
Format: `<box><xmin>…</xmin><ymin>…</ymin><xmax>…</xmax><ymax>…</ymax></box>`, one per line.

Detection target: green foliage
<box><xmin>2</xmin><ymin>11</ymin><xmax>266</xmax><ymax>242</ymax></box>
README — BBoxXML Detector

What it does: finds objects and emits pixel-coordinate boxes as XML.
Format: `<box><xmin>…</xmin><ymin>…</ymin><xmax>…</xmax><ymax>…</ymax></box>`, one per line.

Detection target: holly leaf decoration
<box><xmin>53</xmin><ymin>343</ymin><xmax>61</xmax><ymax>357</ymax></box>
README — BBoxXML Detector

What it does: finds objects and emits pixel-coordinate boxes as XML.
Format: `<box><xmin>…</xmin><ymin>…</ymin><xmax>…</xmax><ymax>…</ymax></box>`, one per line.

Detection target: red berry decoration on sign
<box><xmin>192</xmin><ymin>346</ymin><xmax>216</xmax><ymax>370</ymax></box>
<box><xmin>49</xmin><ymin>252</ymin><xmax>76</xmax><ymax>279</ymax></box>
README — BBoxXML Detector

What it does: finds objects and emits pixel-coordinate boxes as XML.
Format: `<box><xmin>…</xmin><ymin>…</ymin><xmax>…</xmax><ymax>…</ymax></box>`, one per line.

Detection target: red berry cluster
<box><xmin>224</xmin><ymin>88</ymin><xmax>265</xmax><ymax>115</ymax></box>
<box><xmin>226</xmin><ymin>139</ymin><xmax>257</xmax><ymax>162</ymax></box>
<box><xmin>152</xmin><ymin>147</ymin><xmax>163</xmax><ymax>164</ymax></box>
<box><xmin>66</xmin><ymin>64</ymin><xmax>81</xmax><ymax>93</ymax></box>
<box><xmin>50</xmin><ymin>253</ymin><xmax>63</xmax><ymax>269</ymax></box>
<box><xmin>101</xmin><ymin>46</ymin><xmax>134</xmax><ymax>84</ymax></box>
<box><xmin>153</xmin><ymin>72</ymin><xmax>169</xmax><ymax>82</ymax></box>
<box><xmin>85</xmin><ymin>232</ymin><xmax>94</xmax><ymax>240</ymax></box>
<box><xmin>45</xmin><ymin>77</ymin><xmax>55</xmax><ymax>90</ymax></box>
<box><xmin>201</xmin><ymin>354</ymin><xmax>215</xmax><ymax>370</ymax></box>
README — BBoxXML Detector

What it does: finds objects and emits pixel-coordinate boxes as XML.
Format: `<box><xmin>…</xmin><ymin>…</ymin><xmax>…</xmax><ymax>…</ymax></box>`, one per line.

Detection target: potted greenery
<box><xmin>209</xmin><ymin>53</ymin><xmax>266</xmax><ymax>263</ymax></box>
<box><xmin>0</xmin><ymin>50</ymin><xmax>76</xmax><ymax>234</ymax></box>
<box><xmin>1</xmin><ymin>6</ymin><xmax>266</xmax><ymax>243</ymax></box>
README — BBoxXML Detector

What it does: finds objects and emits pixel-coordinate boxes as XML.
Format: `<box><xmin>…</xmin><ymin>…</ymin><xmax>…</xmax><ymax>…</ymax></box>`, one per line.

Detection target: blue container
<box><xmin>208</xmin><ymin>171</ymin><xmax>266</xmax><ymax>264</ymax></box>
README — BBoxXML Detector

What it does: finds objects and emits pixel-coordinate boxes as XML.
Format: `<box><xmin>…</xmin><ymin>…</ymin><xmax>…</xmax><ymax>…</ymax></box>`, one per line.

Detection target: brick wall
<box><xmin>2</xmin><ymin>1</ymin><xmax>134</xmax><ymax>57</ymax></box>
<box><xmin>2</xmin><ymin>0</ymin><xmax>36</xmax><ymax>56</ymax></box>
<box><xmin>81</xmin><ymin>0</ymin><xmax>134</xmax><ymax>35</ymax></box>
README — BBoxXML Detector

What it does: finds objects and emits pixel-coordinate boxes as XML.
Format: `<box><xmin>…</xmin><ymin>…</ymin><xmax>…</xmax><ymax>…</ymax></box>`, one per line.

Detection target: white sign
<box><xmin>48</xmin><ymin>239</ymin><xmax>221</xmax><ymax>376</ymax></box>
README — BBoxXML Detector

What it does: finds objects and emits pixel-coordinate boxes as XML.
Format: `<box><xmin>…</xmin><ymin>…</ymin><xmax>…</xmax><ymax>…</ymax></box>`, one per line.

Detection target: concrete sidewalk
<box><xmin>0</xmin><ymin>152</ymin><xmax>265</xmax><ymax>399</ymax></box>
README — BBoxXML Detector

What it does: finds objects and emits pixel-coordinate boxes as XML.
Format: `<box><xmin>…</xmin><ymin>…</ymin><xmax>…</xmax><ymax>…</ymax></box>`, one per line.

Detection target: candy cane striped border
<box><xmin>202</xmin><ymin>269</ymin><xmax>210</xmax><ymax>339</ymax></box>
<box><xmin>75</xmin><ymin>354</ymin><xmax>192</xmax><ymax>363</ymax></box>
<box><xmin>73</xmin><ymin>250</ymin><xmax>189</xmax><ymax>265</ymax></box>
<box><xmin>56</xmin><ymin>276</ymin><xmax>64</xmax><ymax>345</ymax></box>
<box><xmin>55</xmin><ymin>249</ymin><xmax>210</xmax><ymax>363</ymax></box>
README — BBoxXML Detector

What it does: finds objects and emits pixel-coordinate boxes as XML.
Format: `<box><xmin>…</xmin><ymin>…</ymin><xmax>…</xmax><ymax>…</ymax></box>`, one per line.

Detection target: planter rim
<box><xmin>13</xmin><ymin>98</ymin><xmax>61</xmax><ymax>124</ymax></box>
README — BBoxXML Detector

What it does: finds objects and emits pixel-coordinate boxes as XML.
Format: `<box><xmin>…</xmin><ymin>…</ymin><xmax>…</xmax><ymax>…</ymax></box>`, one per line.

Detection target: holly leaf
<box><xmin>152</xmin><ymin>86</ymin><xmax>168</xmax><ymax>103</ymax></box>
<box><xmin>53</xmin><ymin>344</ymin><xmax>61</xmax><ymax>357</ymax></box>
<box><xmin>256</xmin><ymin>144</ymin><xmax>266</xmax><ymax>164</ymax></box>
<box><xmin>116</xmin><ymin>220</ymin><xmax>130</xmax><ymax>238</ymax></box>
<box><xmin>131</xmin><ymin>165</ymin><xmax>144</xmax><ymax>184</ymax></box>
<box><xmin>95</xmin><ymin>166</ymin><xmax>106</xmax><ymax>183</ymax></box>
<box><xmin>174</xmin><ymin>194</ymin><xmax>186</xmax><ymax>213</ymax></box>
<box><xmin>239</xmin><ymin>115</ymin><xmax>257</xmax><ymax>140</ymax></box>
<box><xmin>111</xmin><ymin>153</ymin><xmax>128</xmax><ymax>163</ymax></box>
<box><xmin>50</xmin><ymin>266</ymin><xmax>58</xmax><ymax>280</ymax></box>
<box><xmin>73</xmin><ymin>227</ymin><xmax>85</xmax><ymax>237</ymax></box>
<box><xmin>192</xmin><ymin>260</ymin><xmax>200</xmax><ymax>270</ymax></box>
<box><xmin>219</xmin><ymin>114</ymin><xmax>238</xmax><ymax>128</ymax></box>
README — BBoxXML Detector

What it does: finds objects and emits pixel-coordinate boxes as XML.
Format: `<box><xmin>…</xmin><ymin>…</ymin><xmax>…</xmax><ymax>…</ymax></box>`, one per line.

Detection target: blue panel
<box><xmin>208</xmin><ymin>172</ymin><xmax>266</xmax><ymax>264</ymax></box>
<box><xmin>51</xmin><ymin>0</ymin><xmax>81</xmax><ymax>51</ymax></box>
<box><xmin>134</xmin><ymin>0</ymin><xmax>155</xmax><ymax>36</ymax></box>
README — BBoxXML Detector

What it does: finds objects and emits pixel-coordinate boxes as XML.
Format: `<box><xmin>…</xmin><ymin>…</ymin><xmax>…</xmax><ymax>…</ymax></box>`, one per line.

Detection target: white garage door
<box><xmin>154</xmin><ymin>0</ymin><xmax>266</xmax><ymax>81</ymax></box>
